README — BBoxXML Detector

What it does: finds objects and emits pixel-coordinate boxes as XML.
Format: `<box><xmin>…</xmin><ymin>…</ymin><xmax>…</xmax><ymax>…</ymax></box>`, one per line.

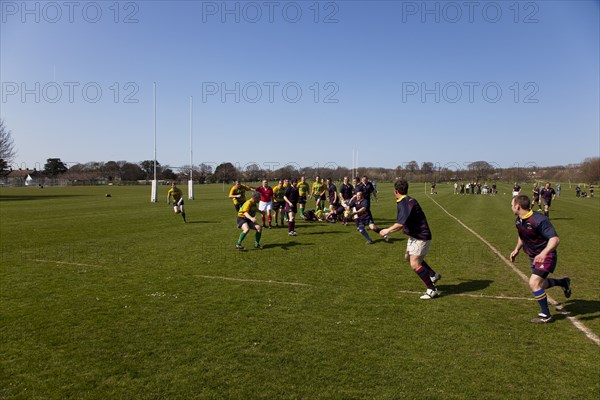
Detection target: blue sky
<box><xmin>1</xmin><ymin>0</ymin><xmax>598</xmax><ymax>172</ymax></box>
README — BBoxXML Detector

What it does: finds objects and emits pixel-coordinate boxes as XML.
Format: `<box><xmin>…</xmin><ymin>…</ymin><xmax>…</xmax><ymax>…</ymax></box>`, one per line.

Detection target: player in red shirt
<box><xmin>255</xmin><ymin>179</ymin><xmax>274</xmax><ymax>229</ymax></box>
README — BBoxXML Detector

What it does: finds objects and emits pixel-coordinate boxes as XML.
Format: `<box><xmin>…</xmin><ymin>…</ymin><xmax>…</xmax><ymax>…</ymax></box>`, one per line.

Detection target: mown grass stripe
<box><xmin>32</xmin><ymin>259</ymin><xmax>102</xmax><ymax>268</ymax></box>
<box><xmin>196</xmin><ymin>274</ymin><xmax>312</xmax><ymax>287</ymax></box>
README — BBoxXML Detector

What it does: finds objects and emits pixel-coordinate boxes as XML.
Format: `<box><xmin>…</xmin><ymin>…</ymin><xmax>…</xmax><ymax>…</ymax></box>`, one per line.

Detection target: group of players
<box><xmin>167</xmin><ymin>176</ymin><xmax>572</xmax><ymax>321</ymax></box>
<box><xmin>228</xmin><ymin>175</ymin><xmax>387</xmax><ymax>244</ymax></box>
<box><xmin>517</xmin><ymin>182</ymin><xmax>557</xmax><ymax>219</ymax></box>
<box><xmin>227</xmin><ymin>176</ymin><xmax>443</xmax><ymax>300</ymax></box>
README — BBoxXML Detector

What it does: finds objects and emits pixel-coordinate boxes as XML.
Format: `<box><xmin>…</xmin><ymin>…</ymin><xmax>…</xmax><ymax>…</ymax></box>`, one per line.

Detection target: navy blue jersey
<box><xmin>355</xmin><ymin>182</ymin><xmax>375</xmax><ymax>201</ymax></box>
<box><xmin>348</xmin><ymin>198</ymin><xmax>370</xmax><ymax>219</ymax></box>
<box><xmin>540</xmin><ymin>187</ymin><xmax>555</xmax><ymax>203</ymax></box>
<box><xmin>515</xmin><ymin>211</ymin><xmax>558</xmax><ymax>257</ymax></box>
<box><xmin>328</xmin><ymin>184</ymin><xmax>337</xmax><ymax>203</ymax></box>
<box><xmin>284</xmin><ymin>185</ymin><xmax>299</xmax><ymax>204</ymax></box>
<box><xmin>396</xmin><ymin>195</ymin><xmax>432</xmax><ymax>241</ymax></box>
<box><xmin>339</xmin><ymin>183</ymin><xmax>353</xmax><ymax>201</ymax></box>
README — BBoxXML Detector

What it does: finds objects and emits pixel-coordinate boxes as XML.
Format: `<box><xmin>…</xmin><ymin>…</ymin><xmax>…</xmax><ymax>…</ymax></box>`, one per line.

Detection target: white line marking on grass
<box><xmin>196</xmin><ymin>275</ymin><xmax>312</xmax><ymax>287</ymax></box>
<box><xmin>428</xmin><ymin>196</ymin><xmax>600</xmax><ymax>346</ymax></box>
<box><xmin>398</xmin><ymin>290</ymin><xmax>535</xmax><ymax>301</ymax></box>
<box><xmin>32</xmin><ymin>259</ymin><xmax>102</xmax><ymax>268</ymax></box>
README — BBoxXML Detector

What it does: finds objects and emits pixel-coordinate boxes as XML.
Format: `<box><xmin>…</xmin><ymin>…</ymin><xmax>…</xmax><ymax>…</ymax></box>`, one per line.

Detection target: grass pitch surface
<box><xmin>1</xmin><ymin>183</ymin><xmax>599</xmax><ymax>399</ymax></box>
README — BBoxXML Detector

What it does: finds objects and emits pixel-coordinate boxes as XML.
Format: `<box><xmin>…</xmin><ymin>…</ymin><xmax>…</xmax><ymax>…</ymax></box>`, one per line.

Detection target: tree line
<box><xmin>9</xmin><ymin>157</ymin><xmax>598</xmax><ymax>185</ymax></box>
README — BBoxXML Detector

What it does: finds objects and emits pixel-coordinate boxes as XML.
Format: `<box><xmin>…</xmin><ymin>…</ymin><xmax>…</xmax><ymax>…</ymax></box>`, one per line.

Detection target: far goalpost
<box><xmin>188</xmin><ymin>96</ymin><xmax>194</xmax><ymax>200</ymax></box>
<box><xmin>151</xmin><ymin>82</ymin><xmax>158</xmax><ymax>203</ymax></box>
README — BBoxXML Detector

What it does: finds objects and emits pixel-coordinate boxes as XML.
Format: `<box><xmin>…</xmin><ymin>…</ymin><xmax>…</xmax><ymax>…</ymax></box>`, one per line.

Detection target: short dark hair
<box><xmin>513</xmin><ymin>194</ymin><xmax>531</xmax><ymax>210</ymax></box>
<box><xmin>395</xmin><ymin>180</ymin><xmax>409</xmax><ymax>195</ymax></box>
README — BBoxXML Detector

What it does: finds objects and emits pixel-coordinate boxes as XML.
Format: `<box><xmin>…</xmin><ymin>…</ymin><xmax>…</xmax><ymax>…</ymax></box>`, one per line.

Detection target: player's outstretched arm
<box><xmin>510</xmin><ymin>237</ymin><xmax>524</xmax><ymax>262</ymax></box>
<box><xmin>380</xmin><ymin>223</ymin><xmax>402</xmax><ymax>237</ymax></box>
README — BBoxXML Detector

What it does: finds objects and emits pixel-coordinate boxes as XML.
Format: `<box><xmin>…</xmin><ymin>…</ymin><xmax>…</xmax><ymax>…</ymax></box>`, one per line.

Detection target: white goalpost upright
<box><xmin>188</xmin><ymin>96</ymin><xmax>194</xmax><ymax>200</ymax></box>
<box><xmin>151</xmin><ymin>82</ymin><xmax>159</xmax><ymax>203</ymax></box>
<box><xmin>352</xmin><ymin>149</ymin><xmax>358</xmax><ymax>179</ymax></box>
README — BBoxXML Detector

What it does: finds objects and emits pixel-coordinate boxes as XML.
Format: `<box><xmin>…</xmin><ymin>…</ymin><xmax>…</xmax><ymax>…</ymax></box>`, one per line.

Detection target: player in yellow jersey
<box><xmin>229</xmin><ymin>180</ymin><xmax>253</xmax><ymax>212</ymax></box>
<box><xmin>297</xmin><ymin>175</ymin><xmax>310</xmax><ymax>218</ymax></box>
<box><xmin>167</xmin><ymin>182</ymin><xmax>187</xmax><ymax>223</ymax></box>
<box><xmin>235</xmin><ymin>192</ymin><xmax>263</xmax><ymax>250</ymax></box>
<box><xmin>311</xmin><ymin>175</ymin><xmax>324</xmax><ymax>211</ymax></box>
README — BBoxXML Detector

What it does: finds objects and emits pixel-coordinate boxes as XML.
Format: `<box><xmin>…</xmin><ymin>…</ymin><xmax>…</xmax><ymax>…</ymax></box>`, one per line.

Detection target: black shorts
<box><xmin>237</xmin><ymin>217</ymin><xmax>256</xmax><ymax>229</ymax></box>
<box><xmin>273</xmin><ymin>201</ymin><xmax>284</xmax><ymax>211</ymax></box>
<box><xmin>284</xmin><ymin>204</ymin><xmax>297</xmax><ymax>214</ymax></box>
<box><xmin>355</xmin><ymin>215</ymin><xmax>374</xmax><ymax>227</ymax></box>
<box><xmin>298</xmin><ymin>195</ymin><xmax>307</xmax><ymax>204</ymax></box>
<box><xmin>333</xmin><ymin>205</ymin><xmax>345</xmax><ymax>215</ymax></box>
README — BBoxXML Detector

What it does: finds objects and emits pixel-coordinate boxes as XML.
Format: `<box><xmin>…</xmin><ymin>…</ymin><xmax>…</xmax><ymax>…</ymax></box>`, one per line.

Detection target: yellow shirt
<box><xmin>229</xmin><ymin>184</ymin><xmax>252</xmax><ymax>205</ymax></box>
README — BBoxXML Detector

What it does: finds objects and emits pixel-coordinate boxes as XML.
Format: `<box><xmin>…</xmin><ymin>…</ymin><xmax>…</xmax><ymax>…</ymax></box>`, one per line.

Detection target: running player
<box><xmin>539</xmin><ymin>182</ymin><xmax>556</xmax><ymax>218</ymax></box>
<box><xmin>346</xmin><ymin>191</ymin><xmax>383</xmax><ymax>244</ymax></box>
<box><xmin>510</xmin><ymin>194</ymin><xmax>571</xmax><ymax>323</ymax></box>
<box><xmin>235</xmin><ymin>191</ymin><xmax>263</xmax><ymax>250</ymax></box>
<box><xmin>167</xmin><ymin>182</ymin><xmax>187</xmax><ymax>223</ymax></box>
<box><xmin>379</xmin><ymin>180</ymin><xmax>442</xmax><ymax>299</ymax></box>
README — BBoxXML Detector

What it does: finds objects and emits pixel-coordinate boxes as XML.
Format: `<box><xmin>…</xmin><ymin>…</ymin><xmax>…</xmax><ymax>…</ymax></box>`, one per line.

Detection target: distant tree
<box><xmin>272</xmin><ymin>165</ymin><xmax>297</xmax><ymax>180</ymax></box>
<box><xmin>197</xmin><ymin>163</ymin><xmax>214</xmax><ymax>183</ymax></box>
<box><xmin>213</xmin><ymin>162</ymin><xmax>238</xmax><ymax>183</ymax></box>
<box><xmin>103</xmin><ymin>161</ymin><xmax>121</xmax><ymax>181</ymax></box>
<box><xmin>468</xmin><ymin>161</ymin><xmax>495</xmax><ymax>180</ymax></box>
<box><xmin>161</xmin><ymin>168</ymin><xmax>177</xmax><ymax>181</ymax></box>
<box><xmin>0</xmin><ymin>119</ymin><xmax>16</xmax><ymax>165</ymax></box>
<box><xmin>44</xmin><ymin>158</ymin><xmax>68</xmax><ymax>176</ymax></box>
<box><xmin>0</xmin><ymin>158</ymin><xmax>10</xmax><ymax>176</ymax></box>
<box><xmin>421</xmin><ymin>161</ymin><xmax>434</xmax><ymax>175</ymax></box>
<box><xmin>139</xmin><ymin>160</ymin><xmax>162</xmax><ymax>180</ymax></box>
<box><xmin>579</xmin><ymin>157</ymin><xmax>600</xmax><ymax>183</ymax></box>
<box><xmin>121</xmin><ymin>162</ymin><xmax>144</xmax><ymax>181</ymax></box>
<box><xmin>405</xmin><ymin>160</ymin><xmax>419</xmax><ymax>173</ymax></box>
<box><xmin>245</xmin><ymin>163</ymin><xmax>263</xmax><ymax>181</ymax></box>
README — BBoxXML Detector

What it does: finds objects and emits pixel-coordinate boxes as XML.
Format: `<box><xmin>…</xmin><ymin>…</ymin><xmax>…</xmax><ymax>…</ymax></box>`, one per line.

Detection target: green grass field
<box><xmin>1</xmin><ymin>182</ymin><xmax>599</xmax><ymax>399</ymax></box>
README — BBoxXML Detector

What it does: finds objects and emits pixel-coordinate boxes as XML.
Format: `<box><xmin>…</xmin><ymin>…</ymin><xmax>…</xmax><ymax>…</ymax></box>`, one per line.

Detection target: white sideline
<box><xmin>196</xmin><ymin>275</ymin><xmax>311</xmax><ymax>287</ymax></box>
<box><xmin>398</xmin><ymin>290</ymin><xmax>535</xmax><ymax>301</ymax></box>
<box><xmin>427</xmin><ymin>196</ymin><xmax>600</xmax><ymax>346</ymax></box>
<box><xmin>32</xmin><ymin>259</ymin><xmax>102</xmax><ymax>268</ymax></box>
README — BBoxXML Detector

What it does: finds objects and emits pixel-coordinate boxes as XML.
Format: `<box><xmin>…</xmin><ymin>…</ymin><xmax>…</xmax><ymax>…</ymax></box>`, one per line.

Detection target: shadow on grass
<box><xmin>437</xmin><ymin>279</ymin><xmax>494</xmax><ymax>295</ymax></box>
<box><xmin>0</xmin><ymin>194</ymin><xmax>90</xmax><ymax>201</ymax></box>
<box><xmin>186</xmin><ymin>220</ymin><xmax>220</xmax><ymax>224</ymax></box>
<box><xmin>304</xmin><ymin>231</ymin><xmax>340</xmax><ymax>236</ymax></box>
<box><xmin>560</xmin><ymin>299</ymin><xmax>600</xmax><ymax>321</ymax></box>
<box><xmin>262</xmin><ymin>241</ymin><xmax>307</xmax><ymax>251</ymax></box>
